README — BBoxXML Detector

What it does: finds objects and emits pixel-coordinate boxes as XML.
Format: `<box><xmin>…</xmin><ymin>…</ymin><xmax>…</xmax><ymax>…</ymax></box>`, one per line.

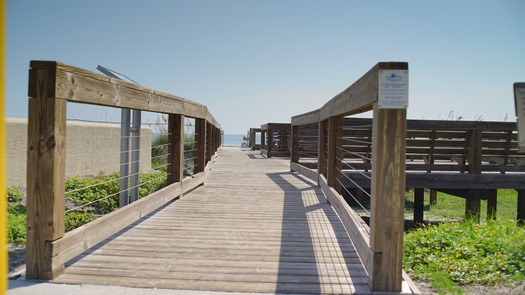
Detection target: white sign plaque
<box><xmin>514</xmin><ymin>83</ymin><xmax>525</xmax><ymax>153</ymax></box>
<box><xmin>378</xmin><ymin>70</ymin><xmax>409</xmax><ymax>109</ymax></box>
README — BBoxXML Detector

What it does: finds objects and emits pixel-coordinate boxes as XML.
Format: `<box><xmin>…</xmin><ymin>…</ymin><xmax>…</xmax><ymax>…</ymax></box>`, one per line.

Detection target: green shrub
<box><xmin>65</xmin><ymin>171</ymin><xmax>167</xmax><ymax>214</ymax></box>
<box><xmin>152</xmin><ymin>133</ymin><xmax>168</xmax><ymax>172</ymax></box>
<box><xmin>65</xmin><ymin>173</ymin><xmax>121</xmax><ymax>214</ymax></box>
<box><xmin>8</xmin><ymin>204</ymin><xmax>26</xmax><ymax>244</ymax></box>
<box><xmin>404</xmin><ymin>219</ymin><xmax>525</xmax><ymax>286</ymax></box>
<box><xmin>65</xmin><ymin>211</ymin><xmax>98</xmax><ymax>232</ymax></box>
<box><xmin>7</xmin><ymin>186</ymin><xmax>23</xmax><ymax>202</ymax></box>
<box><xmin>138</xmin><ymin>171</ymin><xmax>166</xmax><ymax>197</ymax></box>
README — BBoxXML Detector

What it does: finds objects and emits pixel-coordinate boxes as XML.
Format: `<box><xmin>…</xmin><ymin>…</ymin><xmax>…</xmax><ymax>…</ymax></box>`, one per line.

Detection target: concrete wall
<box><xmin>6</xmin><ymin>118</ymin><xmax>152</xmax><ymax>186</ymax></box>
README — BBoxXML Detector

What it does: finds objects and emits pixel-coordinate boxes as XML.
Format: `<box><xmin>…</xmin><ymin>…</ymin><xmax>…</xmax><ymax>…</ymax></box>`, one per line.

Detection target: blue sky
<box><xmin>6</xmin><ymin>0</ymin><xmax>525</xmax><ymax>134</ymax></box>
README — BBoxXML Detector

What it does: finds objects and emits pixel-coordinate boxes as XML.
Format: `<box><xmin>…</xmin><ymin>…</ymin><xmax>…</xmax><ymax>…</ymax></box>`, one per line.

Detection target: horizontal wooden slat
<box><xmin>342</xmin><ymin>171</ymin><xmax>525</xmax><ymax>189</ymax></box>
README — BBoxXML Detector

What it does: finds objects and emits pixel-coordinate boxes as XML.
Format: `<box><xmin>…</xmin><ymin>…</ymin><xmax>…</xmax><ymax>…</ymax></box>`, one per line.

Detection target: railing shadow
<box><xmin>247</xmin><ymin>153</ymin><xmax>266</xmax><ymax>160</ymax></box>
<box><xmin>266</xmin><ymin>171</ymin><xmax>367</xmax><ymax>294</ymax></box>
<box><xmin>64</xmin><ymin>200</ymin><xmax>175</xmax><ymax>267</ymax></box>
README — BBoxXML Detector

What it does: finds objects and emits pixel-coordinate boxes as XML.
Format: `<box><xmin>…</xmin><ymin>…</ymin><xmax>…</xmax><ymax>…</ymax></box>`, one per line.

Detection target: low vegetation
<box><xmin>403</xmin><ymin>190</ymin><xmax>524</xmax><ymax>293</ymax></box>
<box><xmin>7</xmin><ymin>170</ymin><xmax>167</xmax><ymax>245</ymax></box>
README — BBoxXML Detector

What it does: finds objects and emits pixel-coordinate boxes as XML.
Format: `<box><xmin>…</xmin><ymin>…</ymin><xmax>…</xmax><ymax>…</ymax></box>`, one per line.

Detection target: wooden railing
<box><xmin>294</xmin><ymin>117</ymin><xmax>525</xmax><ymax>223</ymax></box>
<box><xmin>260</xmin><ymin>123</ymin><xmax>290</xmax><ymax>157</ymax></box>
<box><xmin>290</xmin><ymin>62</ymin><xmax>409</xmax><ymax>292</ymax></box>
<box><xmin>26</xmin><ymin>61</ymin><xmax>221</xmax><ymax>279</ymax></box>
<box><xmin>338</xmin><ymin>118</ymin><xmax>525</xmax><ymax>222</ymax></box>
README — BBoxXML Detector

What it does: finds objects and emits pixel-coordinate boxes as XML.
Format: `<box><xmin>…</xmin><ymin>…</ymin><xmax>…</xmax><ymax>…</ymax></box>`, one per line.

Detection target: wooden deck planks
<box><xmin>54</xmin><ymin>147</ymin><xmax>372</xmax><ymax>294</ymax></box>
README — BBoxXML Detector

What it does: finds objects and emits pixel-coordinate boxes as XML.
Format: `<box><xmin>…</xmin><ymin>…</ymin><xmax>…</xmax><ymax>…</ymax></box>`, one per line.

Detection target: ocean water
<box><xmin>222</xmin><ymin>133</ymin><xmax>262</xmax><ymax>147</ymax></box>
<box><xmin>222</xmin><ymin>134</ymin><xmax>246</xmax><ymax>147</ymax></box>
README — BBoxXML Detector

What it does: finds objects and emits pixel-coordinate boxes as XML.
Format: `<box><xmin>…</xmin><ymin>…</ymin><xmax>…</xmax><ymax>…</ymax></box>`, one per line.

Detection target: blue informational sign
<box><xmin>378</xmin><ymin>70</ymin><xmax>409</xmax><ymax>109</ymax></box>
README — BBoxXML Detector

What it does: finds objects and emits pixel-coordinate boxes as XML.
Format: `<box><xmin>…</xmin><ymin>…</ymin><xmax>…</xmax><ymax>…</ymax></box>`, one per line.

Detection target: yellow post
<box><xmin>1</xmin><ymin>0</ymin><xmax>7</xmax><ymax>292</ymax></box>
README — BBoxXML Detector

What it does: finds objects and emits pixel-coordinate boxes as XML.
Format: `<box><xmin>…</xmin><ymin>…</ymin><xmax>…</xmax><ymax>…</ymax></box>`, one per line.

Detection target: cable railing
<box><xmin>25</xmin><ymin>61</ymin><xmax>222</xmax><ymax>280</ymax></box>
<box><xmin>290</xmin><ymin>62</ymin><xmax>409</xmax><ymax>293</ymax></box>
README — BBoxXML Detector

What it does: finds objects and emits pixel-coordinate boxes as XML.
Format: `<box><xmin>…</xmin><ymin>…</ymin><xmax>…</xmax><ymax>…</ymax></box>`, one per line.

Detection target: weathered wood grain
<box><xmin>26</xmin><ymin>65</ymin><xmax>67</xmax><ymax>279</ymax></box>
<box><xmin>30</xmin><ymin>61</ymin><xmax>220</xmax><ymax>129</ymax></box>
<box><xmin>291</xmin><ymin>62</ymin><xmax>408</xmax><ymax>125</ymax></box>
<box><xmin>369</xmin><ymin>106</ymin><xmax>406</xmax><ymax>292</ymax></box>
<box><xmin>48</xmin><ymin>182</ymin><xmax>183</xmax><ymax>271</ymax></box>
<box><xmin>54</xmin><ymin>148</ymin><xmax>373</xmax><ymax>294</ymax></box>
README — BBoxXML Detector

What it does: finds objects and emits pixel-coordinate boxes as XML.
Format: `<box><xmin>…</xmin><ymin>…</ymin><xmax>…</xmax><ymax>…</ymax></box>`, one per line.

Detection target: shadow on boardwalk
<box><xmin>266</xmin><ymin>170</ymin><xmax>369</xmax><ymax>294</ymax></box>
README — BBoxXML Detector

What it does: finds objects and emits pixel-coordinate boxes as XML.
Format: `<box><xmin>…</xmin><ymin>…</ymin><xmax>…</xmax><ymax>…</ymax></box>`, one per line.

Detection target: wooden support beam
<box><xmin>206</xmin><ymin>122</ymin><xmax>212</xmax><ymax>163</ymax></box>
<box><xmin>167</xmin><ymin>114</ymin><xmax>185</xmax><ymax>184</ymax></box>
<box><xmin>216</xmin><ymin>128</ymin><xmax>221</xmax><ymax>151</ymax></box>
<box><xmin>518</xmin><ymin>190</ymin><xmax>525</xmax><ymax>226</ymax></box>
<box><xmin>326</xmin><ymin>116</ymin><xmax>343</xmax><ymax>188</ymax></box>
<box><xmin>486</xmin><ymin>189</ymin><xmax>497</xmax><ymax>220</ymax></box>
<box><xmin>414</xmin><ymin>188</ymin><xmax>425</xmax><ymax>224</ymax></box>
<box><xmin>369</xmin><ymin>106</ymin><xmax>406</xmax><ymax>292</ymax></box>
<box><xmin>194</xmin><ymin>119</ymin><xmax>206</xmax><ymax>174</ymax></box>
<box><xmin>317</xmin><ymin>120</ymin><xmax>328</xmax><ymax>178</ymax></box>
<box><xmin>267</xmin><ymin>129</ymin><xmax>273</xmax><ymax>157</ymax></box>
<box><xmin>466</xmin><ymin>130</ymin><xmax>482</xmax><ymax>221</ymax></box>
<box><xmin>260</xmin><ymin>129</ymin><xmax>266</xmax><ymax>156</ymax></box>
<box><xmin>429</xmin><ymin>189</ymin><xmax>437</xmax><ymax>205</ymax></box>
<box><xmin>26</xmin><ymin>63</ymin><xmax>67</xmax><ymax>279</ymax></box>
<box><xmin>291</xmin><ymin>125</ymin><xmax>299</xmax><ymax>164</ymax></box>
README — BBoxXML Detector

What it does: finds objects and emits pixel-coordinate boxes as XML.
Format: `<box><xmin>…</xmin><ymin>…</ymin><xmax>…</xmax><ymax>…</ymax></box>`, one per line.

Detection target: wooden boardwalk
<box><xmin>55</xmin><ymin>147</ymin><xmax>372</xmax><ymax>294</ymax></box>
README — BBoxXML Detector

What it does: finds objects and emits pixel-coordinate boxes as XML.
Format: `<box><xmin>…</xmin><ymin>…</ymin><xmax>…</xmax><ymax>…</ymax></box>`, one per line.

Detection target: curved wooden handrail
<box><xmin>292</xmin><ymin>62</ymin><xmax>408</xmax><ymax>125</ymax></box>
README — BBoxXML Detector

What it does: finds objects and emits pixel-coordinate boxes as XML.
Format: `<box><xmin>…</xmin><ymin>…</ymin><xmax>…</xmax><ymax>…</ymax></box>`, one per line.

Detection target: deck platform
<box><xmin>54</xmin><ymin>147</ymin><xmax>372</xmax><ymax>294</ymax></box>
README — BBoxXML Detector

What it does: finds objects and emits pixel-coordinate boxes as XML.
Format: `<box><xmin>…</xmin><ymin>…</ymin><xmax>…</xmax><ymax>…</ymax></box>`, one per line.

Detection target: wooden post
<box><xmin>369</xmin><ymin>105</ymin><xmax>406</xmax><ymax>292</ymax></box>
<box><xmin>291</xmin><ymin>125</ymin><xmax>299</xmax><ymax>164</ymax></box>
<box><xmin>518</xmin><ymin>189</ymin><xmax>525</xmax><ymax>226</ymax></box>
<box><xmin>466</xmin><ymin>130</ymin><xmax>482</xmax><ymax>221</ymax></box>
<box><xmin>206</xmin><ymin>122</ymin><xmax>212</xmax><ymax>163</ymax></box>
<box><xmin>414</xmin><ymin>188</ymin><xmax>424</xmax><ymax>224</ymax></box>
<box><xmin>26</xmin><ymin>62</ymin><xmax>67</xmax><ymax>279</ymax></box>
<box><xmin>326</xmin><ymin>116</ymin><xmax>343</xmax><ymax>188</ymax></box>
<box><xmin>261</xmin><ymin>128</ymin><xmax>266</xmax><ymax>155</ymax></box>
<box><xmin>486</xmin><ymin>189</ymin><xmax>497</xmax><ymax>220</ymax></box>
<box><xmin>317</xmin><ymin>120</ymin><xmax>328</xmax><ymax>178</ymax></box>
<box><xmin>267</xmin><ymin>128</ymin><xmax>273</xmax><ymax>157</ymax></box>
<box><xmin>167</xmin><ymin>114</ymin><xmax>185</xmax><ymax>184</ymax></box>
<box><xmin>214</xmin><ymin>127</ymin><xmax>220</xmax><ymax>152</ymax></box>
<box><xmin>429</xmin><ymin>189</ymin><xmax>437</xmax><ymax>205</ymax></box>
<box><xmin>249</xmin><ymin>128</ymin><xmax>255</xmax><ymax>149</ymax></box>
<box><xmin>194</xmin><ymin>118</ymin><xmax>206</xmax><ymax>173</ymax></box>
